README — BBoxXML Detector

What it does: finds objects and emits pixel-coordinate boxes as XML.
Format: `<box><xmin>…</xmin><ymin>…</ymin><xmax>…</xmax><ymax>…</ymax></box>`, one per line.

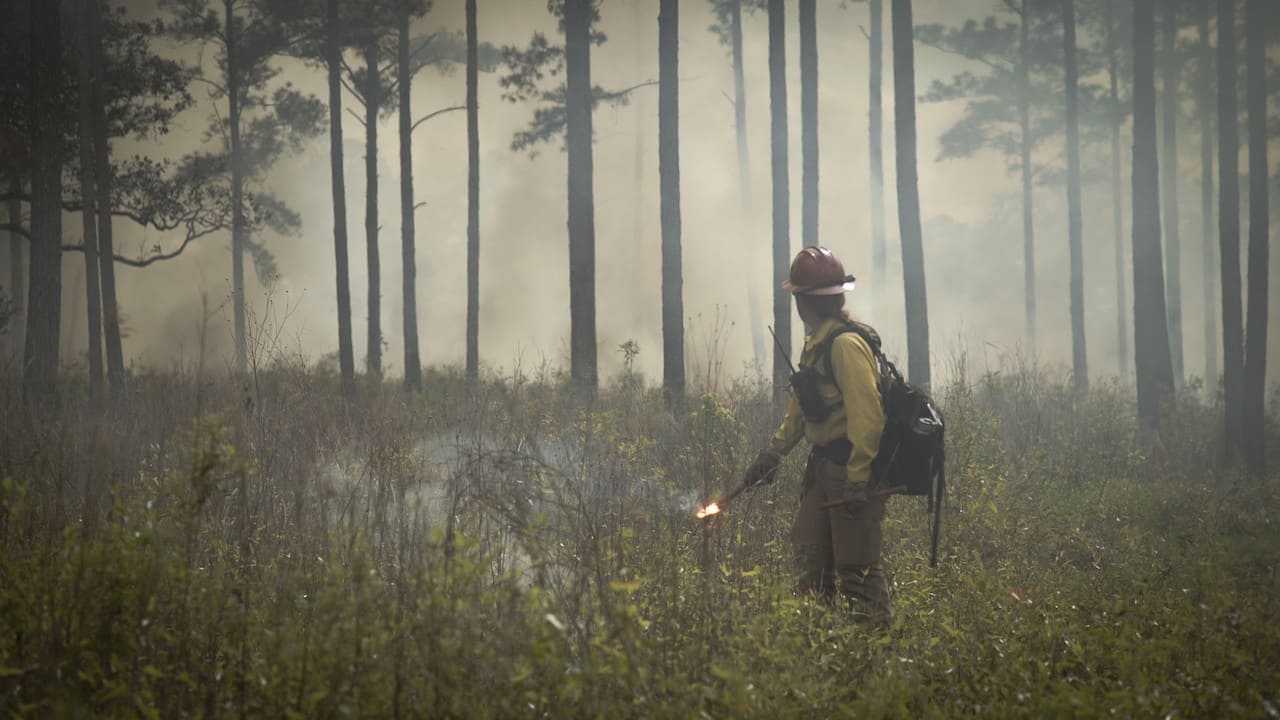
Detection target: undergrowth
<box><xmin>0</xmin><ymin>359</ymin><xmax>1277</xmax><ymax>718</ymax></box>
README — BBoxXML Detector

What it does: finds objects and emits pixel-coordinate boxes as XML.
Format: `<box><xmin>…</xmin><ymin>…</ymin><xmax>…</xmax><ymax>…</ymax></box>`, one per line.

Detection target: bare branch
<box><xmin>210</xmin><ymin>93</ymin><xmax>231</xmax><ymax>149</ymax></box>
<box><xmin>340</xmin><ymin>73</ymin><xmax>367</xmax><ymax>108</ymax></box>
<box><xmin>916</xmin><ymin>37</ymin><xmax>1011</xmax><ymax>73</ymax></box>
<box><xmin>347</xmin><ymin>107</ymin><xmax>366</xmax><ymax>127</ymax></box>
<box><xmin>406</xmin><ymin>32</ymin><xmax>437</xmax><ymax>66</ymax></box>
<box><xmin>5</xmin><ymin>193</ymin><xmax>212</xmax><ymax>235</ymax></box>
<box><xmin>6</xmin><ymin>192</ymin><xmax>212</xmax><ymax>235</ymax></box>
<box><xmin>189</xmin><ymin>75</ymin><xmax>228</xmax><ymax>95</ymax></box>
<box><xmin>61</xmin><ymin>225</ymin><xmax>218</xmax><ymax>268</ymax></box>
<box><xmin>612</xmin><ymin>79</ymin><xmax>659</xmax><ymax>97</ymax></box>
<box><xmin>411</xmin><ymin>105</ymin><xmax>465</xmax><ymax>133</ymax></box>
<box><xmin>0</xmin><ymin>223</ymin><xmax>29</xmax><ymax>239</ymax></box>
<box><xmin>62</xmin><ymin>201</ymin><xmax>166</xmax><ymax>229</ymax></box>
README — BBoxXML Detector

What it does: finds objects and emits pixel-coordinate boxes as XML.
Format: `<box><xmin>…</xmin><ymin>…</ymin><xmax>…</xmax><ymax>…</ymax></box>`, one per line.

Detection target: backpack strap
<box><xmin>841</xmin><ymin>322</ymin><xmax>904</xmax><ymax>385</ymax></box>
<box><xmin>820</xmin><ymin>322</ymin><xmax>900</xmax><ymax>406</ymax></box>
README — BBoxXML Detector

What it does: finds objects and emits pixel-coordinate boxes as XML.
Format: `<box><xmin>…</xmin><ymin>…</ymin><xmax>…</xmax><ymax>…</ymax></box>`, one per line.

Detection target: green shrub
<box><xmin>0</xmin><ymin>364</ymin><xmax>1276</xmax><ymax>718</ymax></box>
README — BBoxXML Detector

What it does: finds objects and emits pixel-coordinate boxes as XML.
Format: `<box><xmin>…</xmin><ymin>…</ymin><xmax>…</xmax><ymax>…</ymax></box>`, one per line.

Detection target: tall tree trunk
<box><xmin>328</xmin><ymin>0</ymin><xmax>355</xmax><ymax>398</ymax></box>
<box><xmin>1161</xmin><ymin>2</ymin><xmax>1184</xmax><ymax>388</ymax></box>
<box><xmin>799</xmin><ymin>0</ymin><xmax>817</xmax><ymax>248</ymax></box>
<box><xmin>1242</xmin><ymin>0</ymin><xmax>1269</xmax><ymax>474</ymax></box>
<box><xmin>767</xmin><ymin>0</ymin><xmax>791</xmax><ymax>401</ymax></box>
<box><xmin>1132</xmin><ymin>0</ymin><xmax>1176</xmax><ymax>431</ymax></box>
<box><xmin>397</xmin><ymin>19</ymin><xmax>422</xmax><ymax>392</ymax></box>
<box><xmin>226</xmin><ymin>0</ymin><xmax>248</xmax><ymax>374</ymax></box>
<box><xmin>630</xmin><ymin>0</ymin><xmax>645</xmax><ymax>302</ymax></box>
<box><xmin>6</xmin><ymin>191</ymin><xmax>21</xmax><ymax>355</ymax></box>
<box><xmin>731</xmin><ymin>0</ymin><xmax>765</xmax><ymax>369</ymax></box>
<box><xmin>86</xmin><ymin>0</ymin><xmax>121</xmax><ymax>393</ymax></box>
<box><xmin>891</xmin><ymin>0</ymin><xmax>930</xmax><ymax>387</ymax></box>
<box><xmin>76</xmin><ymin>0</ymin><xmax>104</xmax><ymax>400</ymax></box>
<box><xmin>1197</xmin><ymin>3</ymin><xmax>1217</xmax><ymax>394</ymax></box>
<box><xmin>1216</xmin><ymin>0</ymin><xmax>1243</xmax><ymax>460</ymax></box>
<box><xmin>24</xmin><ymin>0</ymin><xmax>62</xmax><ymax>408</ymax></box>
<box><xmin>565</xmin><ymin>0</ymin><xmax>597</xmax><ymax>398</ymax></box>
<box><xmin>466</xmin><ymin>0</ymin><xmax>480</xmax><ymax>392</ymax></box>
<box><xmin>399</xmin><ymin>13</ymin><xmax>421</xmax><ymax>392</ymax></box>
<box><xmin>659</xmin><ymin>0</ymin><xmax>684</xmax><ymax>402</ymax></box>
<box><xmin>2</xmin><ymin>2</ymin><xmax>21</xmax><ymax>358</ymax></box>
<box><xmin>868</xmin><ymin>0</ymin><xmax>886</xmax><ymax>323</ymax></box>
<box><xmin>1108</xmin><ymin>0</ymin><xmax>1130</xmax><ymax>382</ymax></box>
<box><xmin>364</xmin><ymin>42</ymin><xmax>382</xmax><ymax>377</ymax></box>
<box><xmin>1018</xmin><ymin>0</ymin><xmax>1036</xmax><ymax>355</ymax></box>
<box><xmin>1063</xmin><ymin>0</ymin><xmax>1087</xmax><ymax>392</ymax></box>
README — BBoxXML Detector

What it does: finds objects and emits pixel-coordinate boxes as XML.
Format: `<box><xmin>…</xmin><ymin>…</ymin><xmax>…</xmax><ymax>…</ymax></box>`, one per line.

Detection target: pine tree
<box><xmin>23</xmin><ymin>0</ymin><xmax>63</xmax><ymax>408</ymax></box>
<box><xmin>1242</xmin><ymin>0</ymin><xmax>1269</xmax><ymax>473</ymax></box>
<box><xmin>892</xmin><ymin>0</ymin><xmax>930</xmax><ymax>387</ymax></box>
<box><xmin>1131</xmin><ymin>0</ymin><xmax>1176</xmax><ymax>430</ymax></box>
<box><xmin>659</xmin><ymin>0</ymin><xmax>684</xmax><ymax>402</ymax></box>
<box><xmin>1063</xmin><ymin>0</ymin><xmax>1087</xmax><ymax>391</ymax></box>
<box><xmin>162</xmin><ymin>0</ymin><xmax>325</xmax><ymax>374</ymax></box>
<box><xmin>868</xmin><ymin>0</ymin><xmax>886</xmax><ymax>322</ymax></box>
<box><xmin>1017</xmin><ymin>0</ymin><xmax>1037</xmax><ymax>353</ymax></box>
<box><xmin>75</xmin><ymin>0</ymin><xmax>105</xmax><ymax>400</ymax></box>
<box><xmin>501</xmin><ymin>1</ymin><xmax>643</xmax><ymax>399</ymax></box>
<box><xmin>464</xmin><ymin>0</ymin><xmax>480</xmax><ymax>393</ymax></box>
<box><xmin>1107</xmin><ymin>0</ymin><xmax>1130</xmax><ymax>381</ymax></box>
<box><xmin>327</xmin><ymin>0</ymin><xmax>355</xmax><ymax>397</ymax></box>
<box><xmin>1160</xmin><ymin>1</ymin><xmax>1184</xmax><ymax>387</ymax></box>
<box><xmin>1216</xmin><ymin>0</ymin><xmax>1244</xmax><ymax>459</ymax></box>
<box><xmin>799</xmin><ymin>0</ymin><xmax>818</xmax><ymax>248</ymax></box>
<box><xmin>1196</xmin><ymin>1</ymin><xmax>1216</xmax><ymax>395</ymax></box>
<box><xmin>767</xmin><ymin>0</ymin><xmax>791</xmax><ymax>400</ymax></box>
<box><xmin>565</xmin><ymin>0</ymin><xmax>598</xmax><ymax>397</ymax></box>
<box><xmin>709</xmin><ymin>0</ymin><xmax>766</xmax><ymax>368</ymax></box>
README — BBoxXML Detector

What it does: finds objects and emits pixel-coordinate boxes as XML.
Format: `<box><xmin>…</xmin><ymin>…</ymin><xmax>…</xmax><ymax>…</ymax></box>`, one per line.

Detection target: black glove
<box><xmin>743</xmin><ymin>449</ymin><xmax>782</xmax><ymax>488</ymax></box>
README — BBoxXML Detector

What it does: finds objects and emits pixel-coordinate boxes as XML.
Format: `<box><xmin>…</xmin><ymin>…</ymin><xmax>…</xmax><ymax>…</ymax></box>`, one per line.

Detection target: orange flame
<box><xmin>696</xmin><ymin>502</ymin><xmax>722</xmax><ymax>519</ymax></box>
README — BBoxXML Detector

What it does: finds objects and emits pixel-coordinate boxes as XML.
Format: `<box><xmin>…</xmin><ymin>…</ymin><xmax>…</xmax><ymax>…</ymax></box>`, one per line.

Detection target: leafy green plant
<box><xmin>0</xmin><ymin>361</ymin><xmax>1277</xmax><ymax>717</ymax></box>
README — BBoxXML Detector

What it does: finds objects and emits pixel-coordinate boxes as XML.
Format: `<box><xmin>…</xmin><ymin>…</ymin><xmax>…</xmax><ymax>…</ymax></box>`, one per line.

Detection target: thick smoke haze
<box><xmin>13</xmin><ymin>0</ymin><xmax>1280</xmax><ymax>391</ymax></box>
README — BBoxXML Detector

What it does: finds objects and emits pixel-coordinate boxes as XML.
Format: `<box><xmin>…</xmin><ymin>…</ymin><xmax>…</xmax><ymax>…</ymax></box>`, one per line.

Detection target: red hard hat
<box><xmin>781</xmin><ymin>246</ymin><xmax>856</xmax><ymax>295</ymax></box>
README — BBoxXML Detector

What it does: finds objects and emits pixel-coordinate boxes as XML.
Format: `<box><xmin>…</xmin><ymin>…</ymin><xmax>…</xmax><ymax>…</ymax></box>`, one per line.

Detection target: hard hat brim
<box><xmin>782</xmin><ymin>277</ymin><xmax>857</xmax><ymax>295</ymax></box>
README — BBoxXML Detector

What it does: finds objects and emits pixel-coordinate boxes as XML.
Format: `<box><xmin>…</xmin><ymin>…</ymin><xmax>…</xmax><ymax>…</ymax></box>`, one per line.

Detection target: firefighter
<box><xmin>744</xmin><ymin>246</ymin><xmax>891</xmax><ymax>622</ymax></box>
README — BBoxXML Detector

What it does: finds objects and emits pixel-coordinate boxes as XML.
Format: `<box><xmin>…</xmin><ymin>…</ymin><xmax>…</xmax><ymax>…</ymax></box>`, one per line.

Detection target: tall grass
<box><xmin>0</xmin><ymin>355</ymin><xmax>1277</xmax><ymax>718</ymax></box>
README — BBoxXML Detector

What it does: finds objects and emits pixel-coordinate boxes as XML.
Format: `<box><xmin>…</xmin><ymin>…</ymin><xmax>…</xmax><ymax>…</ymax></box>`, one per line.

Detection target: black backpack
<box><xmin>820</xmin><ymin>323</ymin><xmax>946</xmax><ymax>567</ymax></box>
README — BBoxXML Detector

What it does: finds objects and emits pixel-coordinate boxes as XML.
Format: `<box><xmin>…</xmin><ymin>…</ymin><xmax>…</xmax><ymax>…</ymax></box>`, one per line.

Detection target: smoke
<box><xmin>30</xmin><ymin>0</ymin><xmax>1280</xmax><ymax>390</ymax></box>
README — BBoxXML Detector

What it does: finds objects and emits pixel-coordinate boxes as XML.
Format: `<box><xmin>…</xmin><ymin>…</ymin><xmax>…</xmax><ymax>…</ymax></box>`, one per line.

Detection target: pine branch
<box><xmin>0</xmin><ymin>223</ymin><xmax>29</xmax><ymax>239</ymax></box>
<box><xmin>410</xmin><ymin>105</ymin><xmax>465</xmax><ymax>132</ymax></box>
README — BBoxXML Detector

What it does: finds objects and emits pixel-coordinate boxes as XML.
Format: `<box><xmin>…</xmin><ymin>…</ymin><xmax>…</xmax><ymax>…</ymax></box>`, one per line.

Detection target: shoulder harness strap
<box><xmin>820</xmin><ymin>323</ymin><xmax>900</xmax><ymax>406</ymax></box>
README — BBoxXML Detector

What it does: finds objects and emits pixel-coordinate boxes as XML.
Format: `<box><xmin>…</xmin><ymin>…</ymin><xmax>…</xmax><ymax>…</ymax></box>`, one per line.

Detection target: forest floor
<box><xmin>0</xmin><ymin>356</ymin><xmax>1278</xmax><ymax>718</ymax></box>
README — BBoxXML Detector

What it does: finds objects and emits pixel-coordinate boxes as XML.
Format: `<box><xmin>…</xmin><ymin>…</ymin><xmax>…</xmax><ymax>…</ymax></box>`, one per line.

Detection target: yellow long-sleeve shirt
<box><xmin>768</xmin><ymin>317</ymin><xmax>886</xmax><ymax>485</ymax></box>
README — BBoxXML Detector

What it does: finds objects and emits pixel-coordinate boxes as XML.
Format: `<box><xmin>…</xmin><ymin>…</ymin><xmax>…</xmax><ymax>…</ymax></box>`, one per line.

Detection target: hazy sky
<box><xmin>23</xmin><ymin>0</ymin><xmax>1280</xmax><ymax>390</ymax></box>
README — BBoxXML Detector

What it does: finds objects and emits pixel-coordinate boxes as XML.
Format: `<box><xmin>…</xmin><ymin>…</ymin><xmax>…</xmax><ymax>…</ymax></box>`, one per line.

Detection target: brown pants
<box><xmin>789</xmin><ymin>452</ymin><xmax>892</xmax><ymax>621</ymax></box>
